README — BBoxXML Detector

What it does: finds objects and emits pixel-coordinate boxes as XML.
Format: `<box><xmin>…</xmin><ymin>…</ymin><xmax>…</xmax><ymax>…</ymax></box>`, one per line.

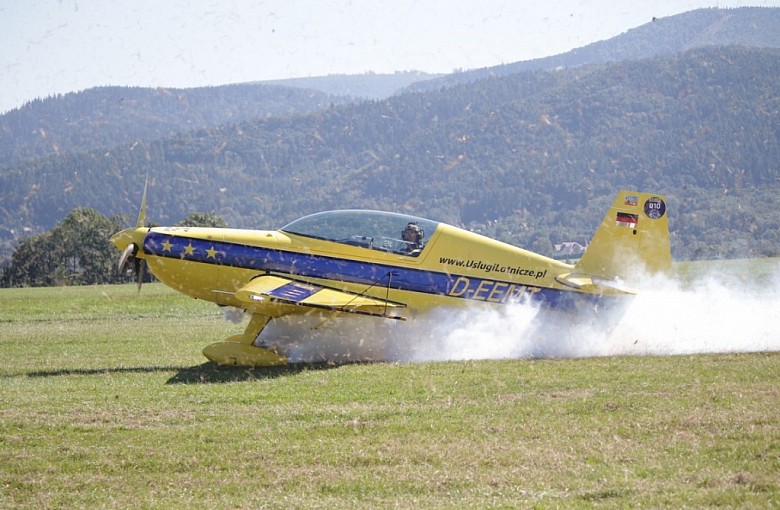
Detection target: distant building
<box><xmin>553</xmin><ymin>241</ymin><xmax>587</xmax><ymax>260</ymax></box>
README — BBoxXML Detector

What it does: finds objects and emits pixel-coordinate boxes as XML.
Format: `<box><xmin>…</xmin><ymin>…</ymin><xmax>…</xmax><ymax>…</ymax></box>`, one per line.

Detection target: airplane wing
<box><xmin>234</xmin><ymin>274</ymin><xmax>407</xmax><ymax>320</ymax></box>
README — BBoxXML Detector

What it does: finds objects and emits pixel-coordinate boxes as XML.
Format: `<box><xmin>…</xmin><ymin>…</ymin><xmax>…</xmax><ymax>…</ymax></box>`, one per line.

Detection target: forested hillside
<box><xmin>1</xmin><ymin>45</ymin><xmax>778</xmax><ymax>263</ymax></box>
<box><xmin>0</xmin><ymin>83</ymin><xmax>354</xmax><ymax>169</ymax></box>
<box><xmin>4</xmin><ymin>7</ymin><xmax>776</xmax><ymax>175</ymax></box>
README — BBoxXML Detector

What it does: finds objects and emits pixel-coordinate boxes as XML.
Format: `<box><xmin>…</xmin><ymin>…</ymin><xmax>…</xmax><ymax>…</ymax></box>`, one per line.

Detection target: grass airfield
<box><xmin>1</xmin><ymin>263</ymin><xmax>778</xmax><ymax>508</ymax></box>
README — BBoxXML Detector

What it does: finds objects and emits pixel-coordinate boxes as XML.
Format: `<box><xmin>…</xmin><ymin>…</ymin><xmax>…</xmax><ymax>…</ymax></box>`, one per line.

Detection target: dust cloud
<box><xmin>254</xmin><ymin>263</ymin><xmax>780</xmax><ymax>363</ymax></box>
<box><xmin>601</xmin><ymin>270</ymin><xmax>780</xmax><ymax>356</ymax></box>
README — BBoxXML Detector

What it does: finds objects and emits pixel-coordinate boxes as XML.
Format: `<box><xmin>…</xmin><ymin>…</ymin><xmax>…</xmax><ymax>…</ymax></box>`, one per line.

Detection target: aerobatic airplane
<box><xmin>111</xmin><ymin>188</ymin><xmax>671</xmax><ymax>366</ymax></box>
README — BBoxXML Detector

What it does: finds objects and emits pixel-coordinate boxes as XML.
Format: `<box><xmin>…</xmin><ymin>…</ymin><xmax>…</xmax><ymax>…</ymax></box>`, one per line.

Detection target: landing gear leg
<box><xmin>202</xmin><ymin>313</ymin><xmax>287</xmax><ymax>366</ymax></box>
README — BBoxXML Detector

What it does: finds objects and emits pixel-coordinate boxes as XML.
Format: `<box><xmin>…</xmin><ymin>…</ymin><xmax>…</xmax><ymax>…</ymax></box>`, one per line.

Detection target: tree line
<box><xmin>0</xmin><ymin>210</ymin><xmax>226</xmax><ymax>287</ymax></box>
<box><xmin>2</xmin><ymin>189</ymin><xmax>778</xmax><ymax>288</ymax></box>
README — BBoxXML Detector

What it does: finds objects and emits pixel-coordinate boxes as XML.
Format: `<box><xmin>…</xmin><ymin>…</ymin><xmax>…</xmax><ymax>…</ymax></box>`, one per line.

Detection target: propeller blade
<box><xmin>134</xmin><ymin>258</ymin><xmax>146</xmax><ymax>291</ymax></box>
<box><xmin>136</xmin><ymin>174</ymin><xmax>148</xmax><ymax>228</ymax></box>
<box><xmin>118</xmin><ymin>243</ymin><xmax>137</xmax><ymax>273</ymax></box>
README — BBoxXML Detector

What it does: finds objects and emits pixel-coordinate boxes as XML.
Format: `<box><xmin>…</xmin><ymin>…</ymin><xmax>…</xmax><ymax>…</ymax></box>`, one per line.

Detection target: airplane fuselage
<box><xmin>134</xmin><ymin>221</ymin><xmax>607</xmax><ymax>317</ymax></box>
<box><xmin>112</xmin><ymin>193</ymin><xmax>671</xmax><ymax>366</ymax></box>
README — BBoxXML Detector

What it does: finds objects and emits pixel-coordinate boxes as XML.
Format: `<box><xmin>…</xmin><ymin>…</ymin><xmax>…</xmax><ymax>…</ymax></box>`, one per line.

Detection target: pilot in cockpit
<box><xmin>401</xmin><ymin>222</ymin><xmax>424</xmax><ymax>255</ymax></box>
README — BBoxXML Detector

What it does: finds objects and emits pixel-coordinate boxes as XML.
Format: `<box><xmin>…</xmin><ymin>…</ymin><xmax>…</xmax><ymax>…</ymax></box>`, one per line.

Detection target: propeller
<box><xmin>117</xmin><ymin>242</ymin><xmax>146</xmax><ymax>291</ymax></box>
<box><xmin>118</xmin><ymin>243</ymin><xmax>136</xmax><ymax>273</ymax></box>
<box><xmin>133</xmin><ymin>255</ymin><xmax>146</xmax><ymax>291</ymax></box>
<box><xmin>113</xmin><ymin>175</ymin><xmax>149</xmax><ymax>291</ymax></box>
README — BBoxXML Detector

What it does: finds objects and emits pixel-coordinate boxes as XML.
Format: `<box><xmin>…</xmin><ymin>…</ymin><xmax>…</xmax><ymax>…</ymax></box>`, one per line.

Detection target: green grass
<box><xmin>1</xmin><ymin>277</ymin><xmax>779</xmax><ymax>508</ymax></box>
<box><xmin>674</xmin><ymin>257</ymin><xmax>780</xmax><ymax>286</ymax></box>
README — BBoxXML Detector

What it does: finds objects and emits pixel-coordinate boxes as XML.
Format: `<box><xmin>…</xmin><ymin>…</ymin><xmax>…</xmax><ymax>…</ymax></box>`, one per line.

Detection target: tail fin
<box><xmin>574</xmin><ymin>190</ymin><xmax>671</xmax><ymax>284</ymax></box>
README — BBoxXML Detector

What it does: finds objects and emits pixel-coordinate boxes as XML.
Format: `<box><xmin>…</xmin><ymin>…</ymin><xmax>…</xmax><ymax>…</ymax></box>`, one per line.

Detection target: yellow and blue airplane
<box><xmin>111</xmin><ymin>188</ymin><xmax>671</xmax><ymax>366</ymax></box>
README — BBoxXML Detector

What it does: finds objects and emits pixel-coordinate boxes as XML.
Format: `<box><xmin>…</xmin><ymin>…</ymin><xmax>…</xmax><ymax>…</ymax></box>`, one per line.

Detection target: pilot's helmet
<box><xmin>402</xmin><ymin>222</ymin><xmax>423</xmax><ymax>243</ymax></box>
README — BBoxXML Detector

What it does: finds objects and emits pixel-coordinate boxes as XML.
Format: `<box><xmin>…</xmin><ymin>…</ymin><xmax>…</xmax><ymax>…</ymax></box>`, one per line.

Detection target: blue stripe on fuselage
<box><xmin>143</xmin><ymin>230</ymin><xmax>450</xmax><ymax>294</ymax></box>
<box><xmin>142</xmin><ymin>231</ymin><xmax>617</xmax><ymax>312</ymax></box>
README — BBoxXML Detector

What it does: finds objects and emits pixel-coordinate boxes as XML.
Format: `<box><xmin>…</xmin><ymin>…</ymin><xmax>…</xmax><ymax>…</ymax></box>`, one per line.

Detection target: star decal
<box><xmin>162</xmin><ymin>239</ymin><xmax>173</xmax><ymax>252</ymax></box>
<box><xmin>206</xmin><ymin>246</ymin><xmax>217</xmax><ymax>259</ymax></box>
<box><xmin>183</xmin><ymin>242</ymin><xmax>195</xmax><ymax>256</ymax></box>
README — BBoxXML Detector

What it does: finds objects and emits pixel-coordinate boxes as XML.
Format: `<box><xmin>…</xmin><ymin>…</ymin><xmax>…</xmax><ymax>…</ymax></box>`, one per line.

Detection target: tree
<box><xmin>531</xmin><ymin>236</ymin><xmax>554</xmax><ymax>258</ymax></box>
<box><xmin>175</xmin><ymin>212</ymin><xmax>228</xmax><ymax>228</ymax></box>
<box><xmin>1</xmin><ymin>208</ymin><xmax>127</xmax><ymax>287</ymax></box>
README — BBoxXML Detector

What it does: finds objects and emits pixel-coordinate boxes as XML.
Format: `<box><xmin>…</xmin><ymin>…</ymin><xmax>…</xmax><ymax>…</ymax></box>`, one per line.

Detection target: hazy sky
<box><xmin>2</xmin><ymin>0</ymin><xmax>779</xmax><ymax>113</ymax></box>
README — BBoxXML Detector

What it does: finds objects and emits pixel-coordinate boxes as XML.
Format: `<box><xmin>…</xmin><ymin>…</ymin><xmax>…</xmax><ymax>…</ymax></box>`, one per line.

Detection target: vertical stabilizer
<box><xmin>574</xmin><ymin>191</ymin><xmax>671</xmax><ymax>284</ymax></box>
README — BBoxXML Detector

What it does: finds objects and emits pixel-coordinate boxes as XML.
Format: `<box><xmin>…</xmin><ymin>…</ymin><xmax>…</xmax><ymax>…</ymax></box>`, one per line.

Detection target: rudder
<box><xmin>574</xmin><ymin>190</ymin><xmax>671</xmax><ymax>284</ymax></box>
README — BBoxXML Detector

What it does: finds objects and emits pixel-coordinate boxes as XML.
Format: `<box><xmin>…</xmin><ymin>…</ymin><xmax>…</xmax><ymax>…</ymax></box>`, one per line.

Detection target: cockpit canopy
<box><xmin>281</xmin><ymin>210</ymin><xmax>439</xmax><ymax>256</ymax></box>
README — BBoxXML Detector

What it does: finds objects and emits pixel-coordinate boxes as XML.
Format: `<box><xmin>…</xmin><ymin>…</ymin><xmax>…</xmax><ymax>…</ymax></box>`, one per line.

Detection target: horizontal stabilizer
<box><xmin>555</xmin><ymin>272</ymin><xmax>636</xmax><ymax>295</ymax></box>
<box><xmin>235</xmin><ymin>274</ymin><xmax>406</xmax><ymax>319</ymax></box>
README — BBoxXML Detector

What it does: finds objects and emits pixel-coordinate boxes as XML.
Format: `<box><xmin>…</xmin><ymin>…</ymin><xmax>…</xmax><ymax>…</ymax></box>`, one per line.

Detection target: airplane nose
<box><xmin>110</xmin><ymin>227</ymin><xmax>147</xmax><ymax>252</ymax></box>
<box><xmin>111</xmin><ymin>227</ymin><xmax>149</xmax><ymax>290</ymax></box>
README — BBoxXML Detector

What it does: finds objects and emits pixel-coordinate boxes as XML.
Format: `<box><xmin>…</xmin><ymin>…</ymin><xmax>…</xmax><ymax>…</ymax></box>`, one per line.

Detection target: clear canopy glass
<box><xmin>282</xmin><ymin>210</ymin><xmax>439</xmax><ymax>256</ymax></box>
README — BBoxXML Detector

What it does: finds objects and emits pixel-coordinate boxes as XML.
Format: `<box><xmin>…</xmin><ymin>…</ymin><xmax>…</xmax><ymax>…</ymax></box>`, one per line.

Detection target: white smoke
<box><xmin>254</xmin><ymin>261</ymin><xmax>780</xmax><ymax>363</ymax></box>
<box><xmin>397</xmin><ymin>300</ymin><xmax>544</xmax><ymax>362</ymax></box>
<box><xmin>600</xmin><ymin>270</ymin><xmax>780</xmax><ymax>356</ymax></box>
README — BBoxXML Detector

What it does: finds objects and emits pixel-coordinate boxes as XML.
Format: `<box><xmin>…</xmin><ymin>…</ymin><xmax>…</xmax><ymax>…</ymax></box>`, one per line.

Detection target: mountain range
<box><xmin>0</xmin><ymin>6</ymin><xmax>778</xmax><ymax>263</ymax></box>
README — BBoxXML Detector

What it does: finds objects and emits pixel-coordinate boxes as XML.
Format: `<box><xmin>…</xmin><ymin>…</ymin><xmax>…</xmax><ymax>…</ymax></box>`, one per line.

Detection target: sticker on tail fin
<box><xmin>616</xmin><ymin>212</ymin><xmax>638</xmax><ymax>228</ymax></box>
<box><xmin>644</xmin><ymin>197</ymin><xmax>666</xmax><ymax>219</ymax></box>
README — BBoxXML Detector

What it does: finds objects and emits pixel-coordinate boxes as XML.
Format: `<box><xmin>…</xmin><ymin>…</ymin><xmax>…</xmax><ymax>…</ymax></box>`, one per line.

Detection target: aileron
<box><xmin>235</xmin><ymin>274</ymin><xmax>406</xmax><ymax>319</ymax></box>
